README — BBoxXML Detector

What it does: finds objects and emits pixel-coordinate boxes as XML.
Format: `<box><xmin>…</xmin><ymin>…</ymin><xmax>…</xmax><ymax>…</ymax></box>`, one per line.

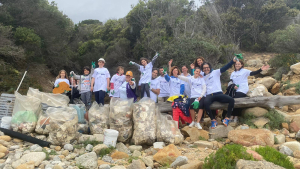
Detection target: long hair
<box><xmin>56</xmin><ymin>70</ymin><xmax>68</xmax><ymax>80</ymax></box>
<box><xmin>140</xmin><ymin>57</ymin><xmax>149</xmax><ymax>64</ymax></box>
<box><xmin>234</xmin><ymin>60</ymin><xmax>244</xmax><ymax>71</ymax></box>
<box><xmin>170</xmin><ymin>66</ymin><xmax>181</xmax><ymax>76</ymax></box>
<box><xmin>193</xmin><ymin>57</ymin><xmax>206</xmax><ymax>69</ymax></box>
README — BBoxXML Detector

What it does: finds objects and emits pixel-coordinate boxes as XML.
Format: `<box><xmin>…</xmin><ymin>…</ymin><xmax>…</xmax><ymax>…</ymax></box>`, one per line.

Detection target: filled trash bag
<box><xmin>27</xmin><ymin>87</ymin><xmax>43</xmax><ymax>100</ymax></box>
<box><xmin>110</xmin><ymin>98</ymin><xmax>134</xmax><ymax>142</ymax></box>
<box><xmin>88</xmin><ymin>102</ymin><xmax>109</xmax><ymax>134</ymax></box>
<box><xmin>11</xmin><ymin>92</ymin><xmax>42</xmax><ymax>134</ymax></box>
<box><xmin>132</xmin><ymin>97</ymin><xmax>156</xmax><ymax>145</ymax></box>
<box><xmin>35</xmin><ymin>111</ymin><xmax>51</xmax><ymax>135</ymax></box>
<box><xmin>69</xmin><ymin>104</ymin><xmax>86</xmax><ymax>123</ymax></box>
<box><xmin>47</xmin><ymin>107</ymin><xmax>79</xmax><ymax>145</ymax></box>
<box><xmin>156</xmin><ymin>112</ymin><xmax>184</xmax><ymax>145</ymax></box>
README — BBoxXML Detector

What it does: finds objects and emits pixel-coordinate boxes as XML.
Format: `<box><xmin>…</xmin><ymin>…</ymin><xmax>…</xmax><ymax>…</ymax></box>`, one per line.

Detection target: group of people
<box><xmin>53</xmin><ymin>53</ymin><xmax>269</xmax><ymax>129</ymax></box>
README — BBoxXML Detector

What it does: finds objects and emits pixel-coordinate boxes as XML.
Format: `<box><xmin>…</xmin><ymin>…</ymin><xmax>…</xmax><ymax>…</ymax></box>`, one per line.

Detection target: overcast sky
<box><xmin>47</xmin><ymin>0</ymin><xmax>202</xmax><ymax>23</ymax></box>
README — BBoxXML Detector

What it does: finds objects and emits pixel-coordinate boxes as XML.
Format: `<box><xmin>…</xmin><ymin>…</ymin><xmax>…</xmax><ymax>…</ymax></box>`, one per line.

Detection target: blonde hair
<box><xmin>56</xmin><ymin>70</ymin><xmax>68</xmax><ymax>80</ymax></box>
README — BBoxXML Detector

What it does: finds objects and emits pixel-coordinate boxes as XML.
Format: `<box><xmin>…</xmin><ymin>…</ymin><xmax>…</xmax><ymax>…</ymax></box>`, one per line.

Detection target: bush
<box><xmin>239</xmin><ymin>113</ymin><xmax>257</xmax><ymax>129</ymax></box>
<box><xmin>264</xmin><ymin>109</ymin><xmax>289</xmax><ymax>130</ymax></box>
<box><xmin>269</xmin><ymin>53</ymin><xmax>300</xmax><ymax>70</ymax></box>
<box><xmin>255</xmin><ymin>146</ymin><xmax>294</xmax><ymax>169</ymax></box>
<box><xmin>203</xmin><ymin>144</ymin><xmax>254</xmax><ymax>169</ymax></box>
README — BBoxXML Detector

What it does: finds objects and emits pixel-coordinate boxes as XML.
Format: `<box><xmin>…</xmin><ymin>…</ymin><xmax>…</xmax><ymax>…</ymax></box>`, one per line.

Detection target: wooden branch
<box><xmin>156</xmin><ymin>96</ymin><xmax>300</xmax><ymax>112</ymax></box>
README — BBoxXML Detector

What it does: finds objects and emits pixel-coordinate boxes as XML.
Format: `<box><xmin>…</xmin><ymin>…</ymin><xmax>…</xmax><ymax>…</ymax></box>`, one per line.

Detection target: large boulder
<box><xmin>228</xmin><ymin>129</ymin><xmax>274</xmax><ymax>146</ymax></box>
<box><xmin>271</xmin><ymin>83</ymin><xmax>281</xmax><ymax>95</ymax></box>
<box><xmin>247</xmin><ymin>84</ymin><xmax>272</xmax><ymax>97</ymax></box>
<box><xmin>283</xmin><ymin>87</ymin><xmax>296</xmax><ymax>96</ymax></box>
<box><xmin>261</xmin><ymin>68</ymin><xmax>276</xmax><ymax>76</ymax></box>
<box><xmin>12</xmin><ymin>152</ymin><xmax>46</xmax><ymax>167</ymax></box>
<box><xmin>291</xmin><ymin>62</ymin><xmax>300</xmax><ymax>75</ymax></box>
<box><xmin>75</xmin><ymin>152</ymin><xmax>98</xmax><ymax>169</ymax></box>
<box><xmin>181</xmin><ymin>126</ymin><xmax>209</xmax><ymax>142</ymax></box>
<box><xmin>247</xmin><ymin>59</ymin><xmax>263</xmax><ymax>67</ymax></box>
<box><xmin>208</xmin><ymin>125</ymin><xmax>234</xmax><ymax>139</ymax></box>
<box><xmin>252</xmin><ymin>117</ymin><xmax>270</xmax><ymax>129</ymax></box>
<box><xmin>235</xmin><ymin>159</ymin><xmax>285</xmax><ymax>169</ymax></box>
<box><xmin>153</xmin><ymin>144</ymin><xmax>181</xmax><ymax>165</ymax></box>
<box><xmin>256</xmin><ymin>77</ymin><xmax>277</xmax><ymax>89</ymax></box>
<box><xmin>127</xmin><ymin>159</ymin><xmax>146</xmax><ymax>169</ymax></box>
<box><xmin>243</xmin><ymin>107</ymin><xmax>269</xmax><ymax>117</ymax></box>
<box><xmin>194</xmin><ymin>141</ymin><xmax>214</xmax><ymax>149</ymax></box>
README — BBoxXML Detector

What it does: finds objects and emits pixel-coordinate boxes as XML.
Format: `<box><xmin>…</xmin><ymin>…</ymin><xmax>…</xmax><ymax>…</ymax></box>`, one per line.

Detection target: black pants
<box><xmin>204</xmin><ymin>92</ymin><xmax>235</xmax><ymax>120</ymax></box>
<box><xmin>141</xmin><ymin>83</ymin><xmax>150</xmax><ymax>98</ymax></box>
<box><xmin>222</xmin><ymin>92</ymin><xmax>247</xmax><ymax>119</ymax></box>
<box><xmin>95</xmin><ymin>90</ymin><xmax>106</xmax><ymax>105</ymax></box>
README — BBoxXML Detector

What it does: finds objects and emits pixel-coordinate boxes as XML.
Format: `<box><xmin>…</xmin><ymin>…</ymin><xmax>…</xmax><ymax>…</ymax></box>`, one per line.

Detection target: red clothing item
<box><xmin>172</xmin><ymin>103</ymin><xmax>192</xmax><ymax>128</ymax></box>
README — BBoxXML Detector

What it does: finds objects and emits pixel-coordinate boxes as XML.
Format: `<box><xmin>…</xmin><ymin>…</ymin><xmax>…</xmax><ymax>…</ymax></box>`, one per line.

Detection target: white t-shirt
<box><xmin>110</xmin><ymin>74</ymin><xmax>126</xmax><ymax>97</ymax></box>
<box><xmin>230</xmin><ymin>68</ymin><xmax>251</xmax><ymax>94</ymax></box>
<box><xmin>119</xmin><ymin>81</ymin><xmax>136</xmax><ymax>99</ymax></box>
<box><xmin>204</xmin><ymin>69</ymin><xmax>222</xmax><ymax>95</ymax></box>
<box><xmin>181</xmin><ymin>73</ymin><xmax>191</xmax><ymax>98</ymax></box>
<box><xmin>92</xmin><ymin>67</ymin><xmax>111</xmax><ymax>92</ymax></box>
<box><xmin>144</xmin><ymin>78</ymin><xmax>160</xmax><ymax>102</ymax></box>
<box><xmin>138</xmin><ymin>62</ymin><xmax>153</xmax><ymax>85</ymax></box>
<box><xmin>157</xmin><ymin>76</ymin><xmax>170</xmax><ymax>97</ymax></box>
<box><xmin>189</xmin><ymin>76</ymin><xmax>206</xmax><ymax>98</ymax></box>
<box><xmin>54</xmin><ymin>78</ymin><xmax>70</xmax><ymax>87</ymax></box>
<box><xmin>167</xmin><ymin>76</ymin><xmax>185</xmax><ymax>97</ymax></box>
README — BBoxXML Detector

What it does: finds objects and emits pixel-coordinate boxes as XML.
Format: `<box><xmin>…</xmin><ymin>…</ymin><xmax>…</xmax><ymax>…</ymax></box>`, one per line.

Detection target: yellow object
<box><xmin>167</xmin><ymin>95</ymin><xmax>185</xmax><ymax>102</ymax></box>
<box><xmin>52</xmin><ymin>82</ymin><xmax>71</xmax><ymax>94</ymax></box>
<box><xmin>126</xmin><ymin>71</ymin><xmax>133</xmax><ymax>76</ymax></box>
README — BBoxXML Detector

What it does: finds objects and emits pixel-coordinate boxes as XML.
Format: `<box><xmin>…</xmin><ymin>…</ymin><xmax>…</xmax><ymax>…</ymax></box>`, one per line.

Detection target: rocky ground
<box><xmin>1</xmin><ymin>52</ymin><xmax>300</xmax><ymax>169</ymax></box>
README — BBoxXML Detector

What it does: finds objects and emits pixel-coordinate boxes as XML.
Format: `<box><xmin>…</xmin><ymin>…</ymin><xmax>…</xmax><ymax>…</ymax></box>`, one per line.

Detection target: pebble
<box><xmin>132</xmin><ymin>150</ymin><xmax>141</xmax><ymax>157</ymax></box>
<box><xmin>102</xmin><ymin>155</ymin><xmax>113</xmax><ymax>163</ymax></box>
<box><xmin>280</xmin><ymin>145</ymin><xmax>293</xmax><ymax>156</ymax></box>
<box><xmin>99</xmin><ymin>164</ymin><xmax>111</xmax><ymax>169</ymax></box>
<box><xmin>9</xmin><ymin>145</ymin><xmax>20</xmax><ymax>150</ymax></box>
<box><xmin>55</xmin><ymin>146</ymin><xmax>61</xmax><ymax>151</ymax></box>
<box><xmin>64</xmin><ymin>144</ymin><xmax>73</xmax><ymax>151</ymax></box>
<box><xmin>53</xmin><ymin>156</ymin><xmax>61</xmax><ymax>161</ymax></box>
<box><xmin>128</xmin><ymin>145</ymin><xmax>143</xmax><ymax>153</ymax></box>
<box><xmin>30</xmin><ymin>144</ymin><xmax>42</xmax><ymax>152</ymax></box>
<box><xmin>86</xmin><ymin>144</ymin><xmax>93</xmax><ymax>152</ymax></box>
<box><xmin>62</xmin><ymin>150</ymin><xmax>69</xmax><ymax>156</ymax></box>
<box><xmin>153</xmin><ymin>142</ymin><xmax>165</xmax><ymax>149</ymax></box>
<box><xmin>170</xmin><ymin>156</ymin><xmax>188</xmax><ymax>168</ymax></box>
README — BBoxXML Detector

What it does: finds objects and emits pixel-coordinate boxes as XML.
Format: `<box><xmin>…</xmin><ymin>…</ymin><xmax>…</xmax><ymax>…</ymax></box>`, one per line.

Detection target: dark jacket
<box><xmin>126</xmin><ymin>83</ymin><xmax>137</xmax><ymax>102</ymax></box>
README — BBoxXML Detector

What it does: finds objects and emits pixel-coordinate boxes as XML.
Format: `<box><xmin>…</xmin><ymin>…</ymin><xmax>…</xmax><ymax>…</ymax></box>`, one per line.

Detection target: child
<box><xmin>178</xmin><ymin>67</ymin><xmax>206</xmax><ymax>129</ymax></box>
<box><xmin>157</xmin><ymin>67</ymin><xmax>170</xmax><ymax>103</ymax></box>
<box><xmin>129</xmin><ymin>53</ymin><xmax>159</xmax><ymax>98</ymax></box>
<box><xmin>119</xmin><ymin>71</ymin><xmax>137</xmax><ymax>102</ymax></box>
<box><xmin>69</xmin><ymin>77</ymin><xmax>81</xmax><ymax>100</ymax></box>
<box><xmin>70</xmin><ymin>66</ymin><xmax>94</xmax><ymax>108</ymax></box>
<box><xmin>54</xmin><ymin>70</ymin><xmax>70</xmax><ymax>87</ymax></box>
<box><xmin>110</xmin><ymin>66</ymin><xmax>126</xmax><ymax>98</ymax></box>
<box><xmin>91</xmin><ymin>58</ymin><xmax>110</xmax><ymax>105</ymax></box>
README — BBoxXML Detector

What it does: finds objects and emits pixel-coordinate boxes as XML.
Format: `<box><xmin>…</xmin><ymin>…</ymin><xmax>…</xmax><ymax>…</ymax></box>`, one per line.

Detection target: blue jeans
<box><xmin>94</xmin><ymin>90</ymin><xmax>106</xmax><ymax>105</ymax></box>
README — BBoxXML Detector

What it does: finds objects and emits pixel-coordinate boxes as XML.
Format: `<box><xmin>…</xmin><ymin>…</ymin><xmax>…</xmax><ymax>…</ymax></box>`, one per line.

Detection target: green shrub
<box><xmin>82</xmin><ymin>138</ymin><xmax>103</xmax><ymax>147</ymax></box>
<box><xmin>203</xmin><ymin>144</ymin><xmax>254</xmax><ymax>169</ymax></box>
<box><xmin>239</xmin><ymin>113</ymin><xmax>257</xmax><ymax>128</ymax></box>
<box><xmin>199</xmin><ymin>136</ymin><xmax>206</xmax><ymax>141</ymax></box>
<box><xmin>264</xmin><ymin>109</ymin><xmax>289</xmax><ymax>130</ymax></box>
<box><xmin>99</xmin><ymin>146</ymin><xmax>115</xmax><ymax>157</ymax></box>
<box><xmin>255</xmin><ymin>146</ymin><xmax>294</xmax><ymax>169</ymax></box>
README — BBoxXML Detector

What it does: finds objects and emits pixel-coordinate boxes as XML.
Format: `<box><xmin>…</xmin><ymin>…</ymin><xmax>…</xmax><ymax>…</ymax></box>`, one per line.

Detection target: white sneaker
<box><xmin>233</xmin><ymin>117</ymin><xmax>239</xmax><ymax>123</ymax></box>
<box><xmin>189</xmin><ymin>121</ymin><xmax>195</xmax><ymax>128</ymax></box>
<box><xmin>196</xmin><ymin>123</ymin><xmax>202</xmax><ymax>130</ymax></box>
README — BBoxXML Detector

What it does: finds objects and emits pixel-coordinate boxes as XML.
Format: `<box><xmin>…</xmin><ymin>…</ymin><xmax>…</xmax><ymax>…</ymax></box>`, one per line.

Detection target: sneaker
<box><xmin>233</xmin><ymin>118</ymin><xmax>239</xmax><ymax>123</ymax></box>
<box><xmin>222</xmin><ymin>118</ymin><xmax>230</xmax><ymax>127</ymax></box>
<box><xmin>196</xmin><ymin>123</ymin><xmax>202</xmax><ymax>130</ymax></box>
<box><xmin>211</xmin><ymin>120</ymin><xmax>218</xmax><ymax>129</ymax></box>
<box><xmin>189</xmin><ymin>121</ymin><xmax>195</xmax><ymax>128</ymax></box>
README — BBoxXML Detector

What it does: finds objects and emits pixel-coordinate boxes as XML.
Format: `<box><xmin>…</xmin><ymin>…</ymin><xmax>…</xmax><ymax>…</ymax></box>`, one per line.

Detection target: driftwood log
<box><xmin>157</xmin><ymin>96</ymin><xmax>300</xmax><ymax>113</ymax></box>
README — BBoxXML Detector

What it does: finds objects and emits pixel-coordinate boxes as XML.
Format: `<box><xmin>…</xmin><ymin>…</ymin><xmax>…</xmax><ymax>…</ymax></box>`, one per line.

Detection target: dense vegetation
<box><xmin>0</xmin><ymin>0</ymin><xmax>300</xmax><ymax>92</ymax></box>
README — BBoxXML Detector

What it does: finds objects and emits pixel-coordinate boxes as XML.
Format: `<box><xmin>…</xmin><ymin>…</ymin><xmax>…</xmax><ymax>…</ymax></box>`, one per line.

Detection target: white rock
<box><xmin>93</xmin><ymin>134</ymin><xmax>104</xmax><ymax>142</ymax></box>
<box><xmin>141</xmin><ymin>157</ymin><xmax>153</xmax><ymax>168</ymax></box>
<box><xmin>102</xmin><ymin>155</ymin><xmax>113</xmax><ymax>163</ymax></box>
<box><xmin>86</xmin><ymin>144</ymin><xmax>93</xmax><ymax>151</ymax></box>
<box><xmin>280</xmin><ymin>141</ymin><xmax>300</xmax><ymax>152</ymax></box>
<box><xmin>110</xmin><ymin>166</ymin><xmax>126</xmax><ymax>169</ymax></box>
<box><xmin>296</xmin><ymin>130</ymin><xmax>300</xmax><ymax>138</ymax></box>
<box><xmin>93</xmin><ymin>144</ymin><xmax>108</xmax><ymax>154</ymax></box>
<box><xmin>45</xmin><ymin>164</ymin><xmax>54</xmax><ymax>169</ymax></box>
<box><xmin>170</xmin><ymin>156</ymin><xmax>188</xmax><ymax>168</ymax></box>
<box><xmin>116</xmin><ymin>143</ymin><xmax>131</xmax><ymax>154</ymax></box>
<box><xmin>9</xmin><ymin>145</ymin><xmax>20</xmax><ymax>150</ymax></box>
<box><xmin>53</xmin><ymin>155</ymin><xmax>61</xmax><ymax>161</ymax></box>
<box><xmin>30</xmin><ymin>144</ymin><xmax>43</xmax><ymax>152</ymax></box>
<box><xmin>64</xmin><ymin>144</ymin><xmax>74</xmax><ymax>151</ymax></box>
<box><xmin>128</xmin><ymin>145</ymin><xmax>143</xmax><ymax>153</ymax></box>
<box><xmin>279</xmin><ymin>146</ymin><xmax>293</xmax><ymax>156</ymax></box>
<box><xmin>75</xmin><ymin>152</ymin><xmax>97</xmax><ymax>169</ymax></box>
<box><xmin>132</xmin><ymin>150</ymin><xmax>141</xmax><ymax>157</ymax></box>
<box><xmin>99</xmin><ymin>164</ymin><xmax>111</xmax><ymax>169</ymax></box>
<box><xmin>153</xmin><ymin>142</ymin><xmax>165</xmax><ymax>149</ymax></box>
<box><xmin>275</xmin><ymin>134</ymin><xmax>285</xmax><ymax>144</ymax></box>
<box><xmin>12</xmin><ymin>152</ymin><xmax>46</xmax><ymax>167</ymax></box>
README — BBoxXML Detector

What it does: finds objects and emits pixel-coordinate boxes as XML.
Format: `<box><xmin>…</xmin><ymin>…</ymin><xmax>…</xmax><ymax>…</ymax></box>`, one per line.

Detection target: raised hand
<box><xmin>261</xmin><ymin>65</ymin><xmax>270</xmax><ymax>71</ymax></box>
<box><xmin>190</xmin><ymin>63</ymin><xmax>195</xmax><ymax>69</ymax></box>
<box><xmin>168</xmin><ymin>59</ymin><xmax>173</xmax><ymax>66</ymax></box>
<box><xmin>129</xmin><ymin>61</ymin><xmax>134</xmax><ymax>65</ymax></box>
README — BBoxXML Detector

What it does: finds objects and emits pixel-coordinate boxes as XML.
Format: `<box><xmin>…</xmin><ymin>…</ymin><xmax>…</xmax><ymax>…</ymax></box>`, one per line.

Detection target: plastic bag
<box><xmin>35</xmin><ymin>111</ymin><xmax>51</xmax><ymax>135</ymax></box>
<box><xmin>42</xmin><ymin>93</ymin><xmax>69</xmax><ymax>107</ymax></box>
<box><xmin>132</xmin><ymin>97</ymin><xmax>156</xmax><ymax>145</ymax></box>
<box><xmin>1</xmin><ymin>117</ymin><xmax>12</xmax><ymax>129</ymax></box>
<box><xmin>110</xmin><ymin>98</ymin><xmax>134</xmax><ymax>142</ymax></box>
<box><xmin>88</xmin><ymin>102</ymin><xmax>109</xmax><ymax>134</ymax></box>
<box><xmin>78</xmin><ymin>122</ymin><xmax>89</xmax><ymax>134</ymax></box>
<box><xmin>27</xmin><ymin>87</ymin><xmax>42</xmax><ymax>100</ymax></box>
<box><xmin>69</xmin><ymin>104</ymin><xmax>86</xmax><ymax>123</ymax></box>
<box><xmin>47</xmin><ymin>107</ymin><xmax>79</xmax><ymax>145</ymax></box>
<box><xmin>12</xmin><ymin>92</ymin><xmax>41</xmax><ymax>133</ymax></box>
<box><xmin>156</xmin><ymin>112</ymin><xmax>184</xmax><ymax>145</ymax></box>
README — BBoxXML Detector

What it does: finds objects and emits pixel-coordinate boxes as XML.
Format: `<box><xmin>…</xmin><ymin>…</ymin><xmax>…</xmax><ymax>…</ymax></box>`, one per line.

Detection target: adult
<box><xmin>157</xmin><ymin>67</ymin><xmax>170</xmax><ymax>103</ymax></box>
<box><xmin>145</xmin><ymin>69</ymin><xmax>160</xmax><ymax>102</ymax></box>
<box><xmin>201</xmin><ymin>58</ymin><xmax>237</xmax><ymax>128</ymax></box>
<box><xmin>169</xmin><ymin>60</ymin><xmax>191</xmax><ymax>97</ymax></box>
<box><xmin>223</xmin><ymin>60</ymin><xmax>269</xmax><ymax>122</ymax></box>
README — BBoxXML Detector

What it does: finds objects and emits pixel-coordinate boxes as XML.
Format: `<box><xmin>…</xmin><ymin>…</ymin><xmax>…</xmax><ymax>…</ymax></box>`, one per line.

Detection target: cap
<box><xmin>98</xmin><ymin>58</ymin><xmax>105</xmax><ymax>63</ymax></box>
<box><xmin>126</xmin><ymin>71</ymin><xmax>133</xmax><ymax>76</ymax></box>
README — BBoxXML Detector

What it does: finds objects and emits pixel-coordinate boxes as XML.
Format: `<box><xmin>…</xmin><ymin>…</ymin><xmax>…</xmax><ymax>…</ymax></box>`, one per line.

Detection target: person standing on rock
<box><xmin>178</xmin><ymin>67</ymin><xmax>206</xmax><ymax>129</ymax></box>
<box><xmin>223</xmin><ymin>60</ymin><xmax>270</xmax><ymax>122</ymax></box>
<box><xmin>202</xmin><ymin>58</ymin><xmax>237</xmax><ymax>129</ymax></box>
